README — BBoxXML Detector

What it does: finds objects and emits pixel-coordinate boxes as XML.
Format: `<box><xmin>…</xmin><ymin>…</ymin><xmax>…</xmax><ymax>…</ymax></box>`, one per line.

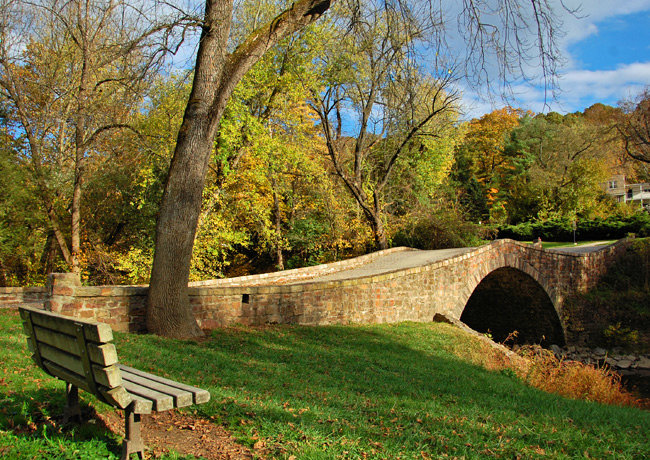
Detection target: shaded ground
<box><xmin>99</xmin><ymin>410</ymin><xmax>263</xmax><ymax>459</ymax></box>
<box><xmin>2</xmin><ymin>306</ymin><xmax>648</xmax><ymax>459</ymax></box>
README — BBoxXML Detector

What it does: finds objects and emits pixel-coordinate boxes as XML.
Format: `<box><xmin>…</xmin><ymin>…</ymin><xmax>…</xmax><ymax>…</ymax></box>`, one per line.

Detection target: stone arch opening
<box><xmin>460</xmin><ymin>267</ymin><xmax>565</xmax><ymax>346</ymax></box>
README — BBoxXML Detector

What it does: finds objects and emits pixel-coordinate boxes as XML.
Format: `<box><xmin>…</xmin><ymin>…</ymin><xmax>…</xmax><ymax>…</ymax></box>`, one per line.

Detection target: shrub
<box><xmin>498</xmin><ymin>221</ymin><xmax>534</xmax><ymax>240</ymax></box>
<box><xmin>603</xmin><ymin>323</ymin><xmax>641</xmax><ymax>349</ymax></box>
<box><xmin>449</xmin><ymin>330</ymin><xmax>642</xmax><ymax>408</ymax></box>
<box><xmin>536</xmin><ymin>219</ymin><xmax>572</xmax><ymax>241</ymax></box>
<box><xmin>498</xmin><ymin>213</ymin><xmax>650</xmax><ymax>241</ymax></box>
<box><xmin>392</xmin><ymin>208</ymin><xmax>495</xmax><ymax>249</ymax></box>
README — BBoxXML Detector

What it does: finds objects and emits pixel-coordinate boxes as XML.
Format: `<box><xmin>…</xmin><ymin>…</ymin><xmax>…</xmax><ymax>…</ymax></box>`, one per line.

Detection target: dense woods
<box><xmin>0</xmin><ymin>1</ymin><xmax>648</xmax><ymax>289</ymax></box>
<box><xmin>1</xmin><ymin>0</ymin><xmax>649</xmax><ymax>336</ymax></box>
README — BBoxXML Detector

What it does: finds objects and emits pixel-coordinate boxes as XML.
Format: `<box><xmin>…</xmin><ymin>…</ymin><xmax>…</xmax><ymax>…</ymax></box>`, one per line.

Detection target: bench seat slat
<box><xmin>127</xmin><ymin>394</ymin><xmax>154</xmax><ymax>415</ymax></box>
<box><xmin>121</xmin><ymin>381</ymin><xmax>174</xmax><ymax>412</ymax></box>
<box><xmin>23</xmin><ymin>323</ymin><xmax>118</xmax><ymax>366</ymax></box>
<box><xmin>121</xmin><ymin>369</ymin><xmax>193</xmax><ymax>408</ymax></box>
<box><xmin>119</xmin><ymin>364</ymin><xmax>210</xmax><ymax>405</ymax></box>
<box><xmin>27</xmin><ymin>341</ymin><xmax>122</xmax><ymax>388</ymax></box>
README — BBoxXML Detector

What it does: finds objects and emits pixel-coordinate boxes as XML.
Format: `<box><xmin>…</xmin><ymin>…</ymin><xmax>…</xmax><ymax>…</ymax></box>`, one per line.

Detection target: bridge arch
<box><xmin>457</xmin><ymin>264</ymin><xmax>566</xmax><ymax>346</ymax></box>
<box><xmin>440</xmin><ymin>246</ymin><xmax>566</xmax><ymax>344</ymax></box>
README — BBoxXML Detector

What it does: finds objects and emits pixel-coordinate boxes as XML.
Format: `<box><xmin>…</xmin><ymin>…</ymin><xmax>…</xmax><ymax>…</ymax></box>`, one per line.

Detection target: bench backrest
<box><xmin>19</xmin><ymin>306</ymin><xmax>133</xmax><ymax>409</ymax></box>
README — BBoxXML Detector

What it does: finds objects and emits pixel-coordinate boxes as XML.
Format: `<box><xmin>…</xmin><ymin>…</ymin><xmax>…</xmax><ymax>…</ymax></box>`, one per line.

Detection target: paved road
<box><xmin>295</xmin><ymin>247</ymin><xmax>474</xmax><ymax>284</ymax></box>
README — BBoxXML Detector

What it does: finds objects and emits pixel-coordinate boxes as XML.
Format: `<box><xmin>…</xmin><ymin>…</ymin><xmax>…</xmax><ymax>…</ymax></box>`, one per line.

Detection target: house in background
<box><xmin>603</xmin><ymin>174</ymin><xmax>650</xmax><ymax>210</ymax></box>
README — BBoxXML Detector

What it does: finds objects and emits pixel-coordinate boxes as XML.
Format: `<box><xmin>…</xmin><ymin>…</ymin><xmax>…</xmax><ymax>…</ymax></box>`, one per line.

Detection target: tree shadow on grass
<box><xmin>0</xmin><ymin>309</ymin><xmax>122</xmax><ymax>458</ymax></box>
<box><xmin>3</xmin><ymin>305</ymin><xmax>647</xmax><ymax>458</ymax></box>
<box><xmin>0</xmin><ymin>384</ymin><xmax>123</xmax><ymax>458</ymax></box>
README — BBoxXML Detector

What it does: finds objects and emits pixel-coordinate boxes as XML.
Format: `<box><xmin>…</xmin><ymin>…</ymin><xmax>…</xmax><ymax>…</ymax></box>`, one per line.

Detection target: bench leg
<box><xmin>62</xmin><ymin>383</ymin><xmax>81</xmax><ymax>423</ymax></box>
<box><xmin>121</xmin><ymin>408</ymin><xmax>145</xmax><ymax>460</ymax></box>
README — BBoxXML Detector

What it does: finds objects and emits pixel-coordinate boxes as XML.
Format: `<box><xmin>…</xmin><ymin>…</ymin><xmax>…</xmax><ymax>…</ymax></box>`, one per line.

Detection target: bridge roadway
<box><xmin>550</xmin><ymin>241</ymin><xmax>614</xmax><ymax>254</ymax></box>
<box><xmin>293</xmin><ymin>247</ymin><xmax>474</xmax><ymax>283</ymax></box>
<box><xmin>289</xmin><ymin>242</ymin><xmax>613</xmax><ymax>285</ymax></box>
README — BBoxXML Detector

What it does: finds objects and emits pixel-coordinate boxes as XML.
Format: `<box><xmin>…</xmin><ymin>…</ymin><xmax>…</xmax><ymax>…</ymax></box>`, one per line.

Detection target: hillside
<box><xmin>0</xmin><ymin>308</ymin><xmax>648</xmax><ymax>459</ymax></box>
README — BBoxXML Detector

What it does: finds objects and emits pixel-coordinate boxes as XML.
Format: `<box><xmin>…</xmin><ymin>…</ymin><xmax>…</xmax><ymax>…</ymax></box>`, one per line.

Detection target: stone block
<box><xmin>111</xmin><ymin>323</ymin><xmax>130</xmax><ymax>332</ymax></box>
<box><xmin>76</xmin><ymin>286</ymin><xmax>102</xmax><ymax>296</ymax></box>
<box><xmin>52</xmin><ymin>286</ymin><xmax>75</xmax><ymax>296</ymax></box>
<box><xmin>77</xmin><ymin>310</ymin><xmax>96</xmax><ymax>319</ymax></box>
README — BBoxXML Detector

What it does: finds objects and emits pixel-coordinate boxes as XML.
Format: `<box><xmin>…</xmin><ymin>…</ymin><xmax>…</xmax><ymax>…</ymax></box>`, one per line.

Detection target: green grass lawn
<box><xmin>1</xmin><ymin>308</ymin><xmax>648</xmax><ymax>459</ymax></box>
<box><xmin>523</xmin><ymin>240</ymin><xmax>617</xmax><ymax>249</ymax></box>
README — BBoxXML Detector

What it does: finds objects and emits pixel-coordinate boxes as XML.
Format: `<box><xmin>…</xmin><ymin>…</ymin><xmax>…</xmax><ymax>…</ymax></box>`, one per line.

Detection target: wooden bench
<box><xmin>18</xmin><ymin>305</ymin><xmax>210</xmax><ymax>459</ymax></box>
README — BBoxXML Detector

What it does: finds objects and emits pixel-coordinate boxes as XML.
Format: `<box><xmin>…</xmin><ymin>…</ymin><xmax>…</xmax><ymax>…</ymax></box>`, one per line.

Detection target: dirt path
<box><xmin>98</xmin><ymin>410</ymin><xmax>266</xmax><ymax>459</ymax></box>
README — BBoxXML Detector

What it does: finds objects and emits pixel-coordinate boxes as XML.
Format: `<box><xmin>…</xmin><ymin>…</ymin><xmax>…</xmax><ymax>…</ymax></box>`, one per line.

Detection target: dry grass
<box><xmin>446</xmin><ymin>327</ymin><xmax>643</xmax><ymax>409</ymax></box>
<box><xmin>514</xmin><ymin>345</ymin><xmax>642</xmax><ymax>408</ymax></box>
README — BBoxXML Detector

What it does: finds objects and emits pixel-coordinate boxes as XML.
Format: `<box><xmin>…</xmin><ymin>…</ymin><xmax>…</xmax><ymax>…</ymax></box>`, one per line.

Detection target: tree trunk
<box><xmin>45</xmin><ymin>198</ymin><xmax>73</xmax><ymax>268</ymax></box>
<box><xmin>271</xmin><ymin>177</ymin><xmax>284</xmax><ymax>270</ymax></box>
<box><xmin>146</xmin><ymin>0</ymin><xmax>235</xmax><ymax>338</ymax></box>
<box><xmin>146</xmin><ymin>0</ymin><xmax>332</xmax><ymax>338</ymax></box>
<box><xmin>71</xmin><ymin>136</ymin><xmax>84</xmax><ymax>274</ymax></box>
<box><xmin>370</xmin><ymin>213</ymin><xmax>388</xmax><ymax>250</ymax></box>
<box><xmin>40</xmin><ymin>231</ymin><xmax>58</xmax><ymax>275</ymax></box>
<box><xmin>146</xmin><ymin>118</ymin><xmax>216</xmax><ymax>338</ymax></box>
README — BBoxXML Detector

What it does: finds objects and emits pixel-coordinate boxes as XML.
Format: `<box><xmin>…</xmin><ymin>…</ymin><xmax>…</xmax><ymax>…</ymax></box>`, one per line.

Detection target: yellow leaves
<box><xmin>464</xmin><ymin>107</ymin><xmax>524</xmax><ymax>180</ymax></box>
<box><xmin>485</xmin><ymin>187</ymin><xmax>499</xmax><ymax>205</ymax></box>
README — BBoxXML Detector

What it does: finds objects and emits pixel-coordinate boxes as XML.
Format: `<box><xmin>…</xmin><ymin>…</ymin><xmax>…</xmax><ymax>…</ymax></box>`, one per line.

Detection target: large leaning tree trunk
<box><xmin>146</xmin><ymin>0</ymin><xmax>332</xmax><ymax>338</ymax></box>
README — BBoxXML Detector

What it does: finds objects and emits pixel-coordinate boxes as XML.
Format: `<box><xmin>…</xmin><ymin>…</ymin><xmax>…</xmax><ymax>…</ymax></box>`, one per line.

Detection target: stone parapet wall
<box><xmin>54</xmin><ymin>284</ymin><xmax>148</xmax><ymax>332</ymax></box>
<box><xmin>0</xmin><ymin>286</ymin><xmax>47</xmax><ymax>307</ymax></box>
<box><xmin>35</xmin><ymin>247</ymin><xmax>410</xmax><ymax>332</ymax></box>
<box><xmin>15</xmin><ymin>239</ymin><xmax>634</xmax><ymax>340</ymax></box>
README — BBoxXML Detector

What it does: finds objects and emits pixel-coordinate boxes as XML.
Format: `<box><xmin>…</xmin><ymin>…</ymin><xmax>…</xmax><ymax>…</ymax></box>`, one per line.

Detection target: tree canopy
<box><xmin>3</xmin><ymin>0</ymin><xmax>648</xmax><ymax>338</ymax></box>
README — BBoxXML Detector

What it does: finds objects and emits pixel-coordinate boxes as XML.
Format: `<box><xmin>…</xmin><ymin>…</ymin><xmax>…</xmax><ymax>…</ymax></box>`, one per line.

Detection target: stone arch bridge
<box><xmin>32</xmin><ymin>238</ymin><xmax>632</xmax><ymax>346</ymax></box>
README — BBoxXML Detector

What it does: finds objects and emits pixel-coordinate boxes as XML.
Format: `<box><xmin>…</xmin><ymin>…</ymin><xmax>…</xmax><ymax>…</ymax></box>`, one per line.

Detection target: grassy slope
<box><xmin>0</xmin><ymin>308</ymin><xmax>648</xmax><ymax>459</ymax></box>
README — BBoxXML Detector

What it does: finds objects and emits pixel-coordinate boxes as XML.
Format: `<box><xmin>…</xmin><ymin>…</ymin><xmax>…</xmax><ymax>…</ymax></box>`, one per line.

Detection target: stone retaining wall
<box><xmin>33</xmin><ymin>239</ymin><xmax>632</xmax><ymax>341</ymax></box>
<box><xmin>42</xmin><ymin>247</ymin><xmax>411</xmax><ymax>332</ymax></box>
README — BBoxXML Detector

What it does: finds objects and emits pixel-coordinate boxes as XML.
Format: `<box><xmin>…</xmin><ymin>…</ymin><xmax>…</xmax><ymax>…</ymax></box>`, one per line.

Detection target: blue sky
<box><xmin>464</xmin><ymin>1</ymin><xmax>650</xmax><ymax>118</ymax></box>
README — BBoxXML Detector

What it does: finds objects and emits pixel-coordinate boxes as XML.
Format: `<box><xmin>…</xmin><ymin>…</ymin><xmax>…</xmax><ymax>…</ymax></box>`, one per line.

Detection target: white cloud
<box><xmin>513</xmin><ymin>62</ymin><xmax>650</xmax><ymax>114</ymax></box>
<box><xmin>558</xmin><ymin>0</ymin><xmax>650</xmax><ymax>44</ymax></box>
<box><xmin>557</xmin><ymin>62</ymin><xmax>649</xmax><ymax>108</ymax></box>
<box><xmin>458</xmin><ymin>96</ymin><xmax>497</xmax><ymax>121</ymax></box>
<box><xmin>460</xmin><ymin>62</ymin><xmax>650</xmax><ymax>118</ymax></box>
<box><xmin>461</xmin><ymin>2</ymin><xmax>650</xmax><ymax>118</ymax></box>
<box><xmin>562</xmin><ymin>62</ymin><xmax>650</xmax><ymax>88</ymax></box>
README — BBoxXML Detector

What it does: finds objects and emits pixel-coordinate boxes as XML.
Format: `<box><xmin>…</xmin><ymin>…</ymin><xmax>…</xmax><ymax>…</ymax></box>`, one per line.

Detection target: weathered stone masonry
<box><xmin>0</xmin><ymin>286</ymin><xmax>47</xmax><ymax>308</ymax></box>
<box><xmin>18</xmin><ymin>239</ymin><xmax>632</xmax><ymax>344</ymax></box>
